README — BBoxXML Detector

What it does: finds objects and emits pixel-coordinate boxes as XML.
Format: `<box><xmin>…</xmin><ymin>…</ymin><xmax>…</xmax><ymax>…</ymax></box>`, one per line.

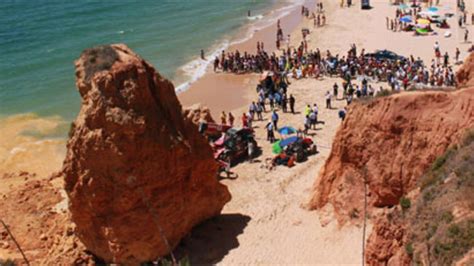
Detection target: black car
<box><xmin>364</xmin><ymin>50</ymin><xmax>407</xmax><ymax>62</ymax></box>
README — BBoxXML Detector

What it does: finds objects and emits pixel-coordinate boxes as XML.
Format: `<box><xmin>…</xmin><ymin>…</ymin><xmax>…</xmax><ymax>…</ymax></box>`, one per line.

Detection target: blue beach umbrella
<box><xmin>428</xmin><ymin>7</ymin><xmax>438</xmax><ymax>12</ymax></box>
<box><xmin>399</xmin><ymin>16</ymin><xmax>413</xmax><ymax>23</ymax></box>
<box><xmin>279</xmin><ymin>136</ymin><xmax>299</xmax><ymax>147</ymax></box>
<box><xmin>278</xmin><ymin>126</ymin><xmax>296</xmax><ymax>135</ymax></box>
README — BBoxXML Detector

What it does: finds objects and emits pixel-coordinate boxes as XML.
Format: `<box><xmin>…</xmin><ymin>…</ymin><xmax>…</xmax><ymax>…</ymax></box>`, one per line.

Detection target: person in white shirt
<box><xmin>325</xmin><ymin>91</ymin><xmax>331</xmax><ymax>109</ymax></box>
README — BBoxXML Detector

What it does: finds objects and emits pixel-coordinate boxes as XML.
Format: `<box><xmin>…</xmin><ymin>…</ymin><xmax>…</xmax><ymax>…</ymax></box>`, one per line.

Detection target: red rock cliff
<box><xmin>457</xmin><ymin>52</ymin><xmax>474</xmax><ymax>88</ymax></box>
<box><xmin>309</xmin><ymin>88</ymin><xmax>474</xmax><ymax>223</ymax></box>
<box><xmin>61</xmin><ymin>44</ymin><xmax>231</xmax><ymax>264</ymax></box>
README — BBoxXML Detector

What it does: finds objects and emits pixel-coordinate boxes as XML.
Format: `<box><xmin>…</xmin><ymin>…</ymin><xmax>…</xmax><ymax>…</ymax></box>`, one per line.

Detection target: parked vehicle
<box><xmin>213</xmin><ymin>128</ymin><xmax>258</xmax><ymax>167</ymax></box>
<box><xmin>364</xmin><ymin>50</ymin><xmax>407</xmax><ymax>62</ymax></box>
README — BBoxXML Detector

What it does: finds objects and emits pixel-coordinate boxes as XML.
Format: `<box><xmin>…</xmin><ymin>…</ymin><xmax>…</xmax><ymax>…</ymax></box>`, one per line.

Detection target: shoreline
<box><xmin>178</xmin><ymin>0</ymin><xmax>314</xmax><ymax>118</ymax></box>
<box><xmin>172</xmin><ymin>0</ymin><xmax>305</xmax><ymax>92</ymax></box>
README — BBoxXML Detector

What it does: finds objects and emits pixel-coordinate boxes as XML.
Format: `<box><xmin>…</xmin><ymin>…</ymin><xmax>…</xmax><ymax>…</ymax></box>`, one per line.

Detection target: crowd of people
<box><xmin>209</xmin><ymin>1</ymin><xmax>466</xmax><ymax>147</ymax></box>
<box><xmin>215</xmin><ymin>41</ymin><xmax>457</xmax><ymax>87</ymax></box>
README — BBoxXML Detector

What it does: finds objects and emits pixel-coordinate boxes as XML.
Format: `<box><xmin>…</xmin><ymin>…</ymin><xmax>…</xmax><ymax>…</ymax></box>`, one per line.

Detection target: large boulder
<box><xmin>62</xmin><ymin>44</ymin><xmax>230</xmax><ymax>264</ymax></box>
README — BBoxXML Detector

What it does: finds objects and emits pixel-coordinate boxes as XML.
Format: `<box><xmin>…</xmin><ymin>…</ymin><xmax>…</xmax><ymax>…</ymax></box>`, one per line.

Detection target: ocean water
<box><xmin>0</xmin><ymin>0</ymin><xmax>298</xmax><ymax>121</ymax></box>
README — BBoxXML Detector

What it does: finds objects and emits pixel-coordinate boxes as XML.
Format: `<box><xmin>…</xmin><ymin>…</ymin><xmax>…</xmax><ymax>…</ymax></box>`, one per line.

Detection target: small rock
<box><xmin>0</xmin><ymin>241</ymin><xmax>10</xmax><ymax>249</ymax></box>
<box><xmin>40</xmin><ymin>234</ymin><xmax>48</xmax><ymax>241</ymax></box>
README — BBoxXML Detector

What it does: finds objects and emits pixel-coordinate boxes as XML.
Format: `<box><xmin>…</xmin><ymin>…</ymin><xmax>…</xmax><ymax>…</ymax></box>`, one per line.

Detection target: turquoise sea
<box><xmin>0</xmin><ymin>0</ymin><xmax>288</xmax><ymax>121</ymax></box>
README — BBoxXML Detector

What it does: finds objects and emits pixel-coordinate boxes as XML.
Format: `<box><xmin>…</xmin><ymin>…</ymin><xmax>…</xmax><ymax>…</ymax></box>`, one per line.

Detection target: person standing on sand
<box><xmin>256</xmin><ymin>102</ymin><xmax>263</xmax><ymax>120</ymax></box>
<box><xmin>271</xmin><ymin>110</ymin><xmax>279</xmax><ymax>130</ymax></box>
<box><xmin>326</xmin><ymin>91</ymin><xmax>332</xmax><ymax>109</ymax></box>
<box><xmin>201</xmin><ymin>49</ymin><xmax>205</xmax><ymax>60</ymax></box>
<box><xmin>304</xmin><ymin>115</ymin><xmax>311</xmax><ymax>135</ymax></box>
<box><xmin>333</xmin><ymin>82</ymin><xmax>339</xmax><ymax>99</ymax></box>
<box><xmin>220</xmin><ymin>111</ymin><xmax>227</xmax><ymax>125</ymax></box>
<box><xmin>247</xmin><ymin>140</ymin><xmax>255</xmax><ymax>163</ymax></box>
<box><xmin>213</xmin><ymin>57</ymin><xmax>219</xmax><ymax>72</ymax></box>
<box><xmin>304</xmin><ymin>104</ymin><xmax>311</xmax><ymax>117</ymax></box>
<box><xmin>242</xmin><ymin>113</ymin><xmax>248</xmax><ymax>128</ymax></box>
<box><xmin>266</xmin><ymin>120</ymin><xmax>275</xmax><ymax>143</ymax></box>
<box><xmin>289</xmin><ymin>94</ymin><xmax>295</xmax><ymax>114</ymax></box>
<box><xmin>338</xmin><ymin>108</ymin><xmax>347</xmax><ymax>121</ymax></box>
<box><xmin>228</xmin><ymin>112</ymin><xmax>234</xmax><ymax>126</ymax></box>
<box><xmin>455</xmin><ymin>48</ymin><xmax>460</xmax><ymax>63</ymax></box>
<box><xmin>309</xmin><ymin>111</ymin><xmax>317</xmax><ymax>130</ymax></box>
<box><xmin>269</xmin><ymin>94</ymin><xmax>275</xmax><ymax>110</ymax></box>
<box><xmin>465</xmin><ymin>29</ymin><xmax>469</xmax><ymax>43</ymax></box>
<box><xmin>249</xmin><ymin>101</ymin><xmax>257</xmax><ymax>120</ymax></box>
<box><xmin>246</xmin><ymin>112</ymin><xmax>253</xmax><ymax>128</ymax></box>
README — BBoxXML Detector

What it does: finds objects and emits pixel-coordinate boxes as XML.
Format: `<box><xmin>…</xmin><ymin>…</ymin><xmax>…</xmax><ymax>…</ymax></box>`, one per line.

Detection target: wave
<box><xmin>247</xmin><ymin>14</ymin><xmax>264</xmax><ymax>20</ymax></box>
<box><xmin>174</xmin><ymin>0</ymin><xmax>305</xmax><ymax>93</ymax></box>
<box><xmin>174</xmin><ymin>40</ymin><xmax>230</xmax><ymax>93</ymax></box>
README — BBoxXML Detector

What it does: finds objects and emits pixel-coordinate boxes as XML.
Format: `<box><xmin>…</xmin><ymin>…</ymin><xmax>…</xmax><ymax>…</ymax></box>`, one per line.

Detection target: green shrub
<box><xmin>0</xmin><ymin>259</ymin><xmax>15</xmax><ymax>266</ymax></box>
<box><xmin>405</xmin><ymin>243</ymin><xmax>414</xmax><ymax>257</ymax></box>
<box><xmin>432</xmin><ymin>154</ymin><xmax>448</xmax><ymax>172</ymax></box>
<box><xmin>441</xmin><ymin>211</ymin><xmax>454</xmax><ymax>223</ymax></box>
<box><xmin>375</xmin><ymin>89</ymin><xmax>393</xmax><ymax>98</ymax></box>
<box><xmin>422</xmin><ymin>189</ymin><xmax>434</xmax><ymax>201</ymax></box>
<box><xmin>461</xmin><ymin>129</ymin><xmax>474</xmax><ymax>147</ymax></box>
<box><xmin>400</xmin><ymin>197</ymin><xmax>411</xmax><ymax>210</ymax></box>
<box><xmin>448</xmin><ymin>224</ymin><xmax>461</xmax><ymax>237</ymax></box>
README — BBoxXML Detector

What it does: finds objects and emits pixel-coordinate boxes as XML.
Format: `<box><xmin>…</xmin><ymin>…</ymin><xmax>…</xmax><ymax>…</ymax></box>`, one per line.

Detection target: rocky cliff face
<box><xmin>457</xmin><ymin>52</ymin><xmax>474</xmax><ymax>88</ymax></box>
<box><xmin>183</xmin><ymin>103</ymin><xmax>215</xmax><ymax>125</ymax></box>
<box><xmin>61</xmin><ymin>44</ymin><xmax>230</xmax><ymax>264</ymax></box>
<box><xmin>310</xmin><ymin>88</ymin><xmax>474</xmax><ymax>221</ymax></box>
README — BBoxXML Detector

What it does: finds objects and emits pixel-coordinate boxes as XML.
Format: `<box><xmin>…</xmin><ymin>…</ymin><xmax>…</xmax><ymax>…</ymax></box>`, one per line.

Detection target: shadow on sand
<box><xmin>173</xmin><ymin>213</ymin><xmax>251</xmax><ymax>265</ymax></box>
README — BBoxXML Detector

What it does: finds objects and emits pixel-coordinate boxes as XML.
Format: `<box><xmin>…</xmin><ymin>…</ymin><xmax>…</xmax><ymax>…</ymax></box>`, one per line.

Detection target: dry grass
<box><xmin>81</xmin><ymin>45</ymin><xmax>119</xmax><ymax>82</ymax></box>
<box><xmin>404</xmin><ymin>128</ymin><xmax>474</xmax><ymax>264</ymax></box>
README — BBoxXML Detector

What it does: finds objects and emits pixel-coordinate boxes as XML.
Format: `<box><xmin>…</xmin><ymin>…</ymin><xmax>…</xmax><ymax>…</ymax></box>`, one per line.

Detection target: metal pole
<box><xmin>0</xmin><ymin>219</ymin><xmax>30</xmax><ymax>266</ymax></box>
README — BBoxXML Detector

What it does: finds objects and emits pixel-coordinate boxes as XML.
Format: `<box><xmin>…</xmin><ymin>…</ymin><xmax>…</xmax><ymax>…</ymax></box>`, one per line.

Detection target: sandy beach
<box><xmin>1</xmin><ymin>0</ymin><xmax>474</xmax><ymax>263</ymax></box>
<box><xmin>179</xmin><ymin>0</ymin><xmax>314</xmax><ymax>118</ymax></box>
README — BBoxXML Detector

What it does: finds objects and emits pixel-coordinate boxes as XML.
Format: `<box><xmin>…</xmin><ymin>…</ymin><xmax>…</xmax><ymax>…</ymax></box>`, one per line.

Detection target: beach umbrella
<box><xmin>416</xmin><ymin>23</ymin><xmax>430</xmax><ymax>28</ymax></box>
<box><xmin>417</xmin><ymin>18</ymin><xmax>430</xmax><ymax>25</ymax></box>
<box><xmin>419</xmin><ymin>10</ymin><xmax>437</xmax><ymax>17</ymax></box>
<box><xmin>399</xmin><ymin>3</ymin><xmax>408</xmax><ymax>9</ymax></box>
<box><xmin>272</xmin><ymin>141</ymin><xmax>283</xmax><ymax>154</ymax></box>
<box><xmin>427</xmin><ymin>7</ymin><xmax>438</xmax><ymax>12</ymax></box>
<box><xmin>399</xmin><ymin>16</ymin><xmax>413</xmax><ymax>23</ymax></box>
<box><xmin>278</xmin><ymin>126</ymin><xmax>296</xmax><ymax>135</ymax></box>
<box><xmin>279</xmin><ymin>136</ymin><xmax>299</xmax><ymax>147</ymax></box>
<box><xmin>416</xmin><ymin>28</ymin><xmax>429</xmax><ymax>34</ymax></box>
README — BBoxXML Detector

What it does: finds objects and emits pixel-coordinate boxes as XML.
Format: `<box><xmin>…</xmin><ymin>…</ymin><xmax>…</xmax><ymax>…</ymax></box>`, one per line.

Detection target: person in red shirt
<box><xmin>242</xmin><ymin>113</ymin><xmax>248</xmax><ymax>128</ymax></box>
